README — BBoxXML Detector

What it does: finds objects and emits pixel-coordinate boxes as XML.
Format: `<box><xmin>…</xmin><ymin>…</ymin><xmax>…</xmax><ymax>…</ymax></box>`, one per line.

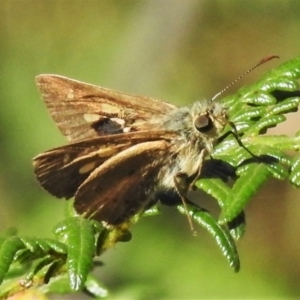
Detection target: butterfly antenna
<box><xmin>211</xmin><ymin>55</ymin><xmax>279</xmax><ymax>101</ymax></box>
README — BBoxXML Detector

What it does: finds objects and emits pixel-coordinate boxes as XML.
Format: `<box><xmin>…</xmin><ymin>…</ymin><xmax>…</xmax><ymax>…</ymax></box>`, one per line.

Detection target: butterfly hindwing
<box><xmin>74</xmin><ymin>140</ymin><xmax>170</xmax><ymax>225</ymax></box>
<box><xmin>33</xmin><ymin>131</ymin><xmax>177</xmax><ymax>200</ymax></box>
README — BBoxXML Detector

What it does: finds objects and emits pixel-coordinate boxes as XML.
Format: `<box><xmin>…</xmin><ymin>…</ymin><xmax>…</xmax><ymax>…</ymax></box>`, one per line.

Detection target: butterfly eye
<box><xmin>194</xmin><ymin>114</ymin><xmax>213</xmax><ymax>133</ymax></box>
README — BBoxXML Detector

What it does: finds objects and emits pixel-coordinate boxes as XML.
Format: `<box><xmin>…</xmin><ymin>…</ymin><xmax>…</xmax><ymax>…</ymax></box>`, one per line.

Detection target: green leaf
<box><xmin>249</xmin><ymin>134</ymin><xmax>300</xmax><ymax>151</ymax></box>
<box><xmin>210</xmin><ymin>56</ymin><xmax>300</xmax><ymax>232</ymax></box>
<box><xmin>43</xmin><ymin>238</ymin><xmax>67</xmax><ymax>254</ymax></box>
<box><xmin>230</xmin><ymin>106</ymin><xmax>267</xmax><ymax>123</ymax></box>
<box><xmin>290</xmin><ymin>154</ymin><xmax>300</xmax><ymax>187</ymax></box>
<box><xmin>247</xmin><ymin>114</ymin><xmax>286</xmax><ymax>135</ymax></box>
<box><xmin>242</xmin><ymin>91</ymin><xmax>277</xmax><ymax>106</ymax></box>
<box><xmin>265</xmin><ymin>162</ymin><xmax>289</xmax><ymax>181</ymax></box>
<box><xmin>65</xmin><ymin>217</ymin><xmax>96</xmax><ymax>291</ymax></box>
<box><xmin>219</xmin><ymin>164</ymin><xmax>271</xmax><ymax>224</ymax></box>
<box><xmin>19</xmin><ymin>237</ymin><xmax>40</xmax><ymax>253</ymax></box>
<box><xmin>264</xmin><ymin>97</ymin><xmax>300</xmax><ymax>117</ymax></box>
<box><xmin>265</xmin><ymin>56</ymin><xmax>300</xmax><ymax>80</ymax></box>
<box><xmin>195</xmin><ymin>178</ymin><xmax>231</xmax><ymax>208</ymax></box>
<box><xmin>177</xmin><ymin>205</ymin><xmax>240</xmax><ymax>272</ymax></box>
<box><xmin>196</xmin><ymin>176</ymin><xmax>246</xmax><ymax>240</ymax></box>
<box><xmin>0</xmin><ymin>237</ymin><xmax>24</xmax><ymax>284</ymax></box>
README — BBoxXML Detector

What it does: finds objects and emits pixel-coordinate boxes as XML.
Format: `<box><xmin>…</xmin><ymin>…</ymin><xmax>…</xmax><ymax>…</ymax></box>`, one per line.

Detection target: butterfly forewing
<box><xmin>36</xmin><ymin>75</ymin><xmax>176</xmax><ymax>143</ymax></box>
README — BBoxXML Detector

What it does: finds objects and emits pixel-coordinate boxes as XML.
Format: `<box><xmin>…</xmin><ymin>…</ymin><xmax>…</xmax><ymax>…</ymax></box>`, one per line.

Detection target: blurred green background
<box><xmin>1</xmin><ymin>1</ymin><xmax>300</xmax><ymax>299</ymax></box>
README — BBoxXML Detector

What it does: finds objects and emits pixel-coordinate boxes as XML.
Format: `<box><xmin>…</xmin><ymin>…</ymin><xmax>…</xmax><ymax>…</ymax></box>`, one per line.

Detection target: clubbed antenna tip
<box><xmin>212</xmin><ymin>55</ymin><xmax>279</xmax><ymax>101</ymax></box>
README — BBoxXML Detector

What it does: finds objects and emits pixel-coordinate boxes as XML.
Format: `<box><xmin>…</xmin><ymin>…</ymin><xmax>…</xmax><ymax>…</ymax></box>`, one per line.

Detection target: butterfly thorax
<box><xmin>156</xmin><ymin>100</ymin><xmax>227</xmax><ymax>190</ymax></box>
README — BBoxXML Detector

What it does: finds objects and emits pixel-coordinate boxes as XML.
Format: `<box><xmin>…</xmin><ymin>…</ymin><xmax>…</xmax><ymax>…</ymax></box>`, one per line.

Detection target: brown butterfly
<box><xmin>33</xmin><ymin>57</ymin><xmax>276</xmax><ymax>229</ymax></box>
<box><xmin>33</xmin><ymin>74</ymin><xmax>227</xmax><ymax>228</ymax></box>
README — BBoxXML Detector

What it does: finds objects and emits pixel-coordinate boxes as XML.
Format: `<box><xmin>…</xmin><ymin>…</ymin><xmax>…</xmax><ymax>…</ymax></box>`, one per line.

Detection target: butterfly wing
<box><xmin>74</xmin><ymin>140</ymin><xmax>170</xmax><ymax>225</ymax></box>
<box><xmin>33</xmin><ymin>130</ymin><xmax>177</xmax><ymax>200</ymax></box>
<box><xmin>36</xmin><ymin>75</ymin><xmax>176</xmax><ymax>143</ymax></box>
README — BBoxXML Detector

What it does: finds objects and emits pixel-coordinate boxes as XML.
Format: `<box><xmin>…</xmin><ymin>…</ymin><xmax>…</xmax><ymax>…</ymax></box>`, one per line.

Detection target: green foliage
<box><xmin>193</xmin><ymin>55</ymin><xmax>300</xmax><ymax>269</ymax></box>
<box><xmin>0</xmin><ymin>210</ymin><xmax>108</xmax><ymax>299</ymax></box>
<box><xmin>0</xmin><ymin>56</ymin><xmax>300</xmax><ymax>298</ymax></box>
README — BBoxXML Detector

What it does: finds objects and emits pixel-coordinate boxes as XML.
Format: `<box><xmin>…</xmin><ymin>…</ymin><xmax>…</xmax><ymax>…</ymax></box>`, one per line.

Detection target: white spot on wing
<box><xmin>67</xmin><ymin>89</ymin><xmax>74</xmax><ymax>100</ymax></box>
<box><xmin>83</xmin><ymin>113</ymin><xmax>101</xmax><ymax>123</ymax></box>
<box><xmin>111</xmin><ymin>118</ymin><xmax>125</xmax><ymax>126</ymax></box>
<box><xmin>79</xmin><ymin>161</ymin><xmax>96</xmax><ymax>174</ymax></box>
<box><xmin>99</xmin><ymin>104</ymin><xmax>120</xmax><ymax>114</ymax></box>
<box><xmin>123</xmin><ymin>127</ymin><xmax>131</xmax><ymax>133</ymax></box>
<box><xmin>97</xmin><ymin>147</ymin><xmax>119</xmax><ymax>158</ymax></box>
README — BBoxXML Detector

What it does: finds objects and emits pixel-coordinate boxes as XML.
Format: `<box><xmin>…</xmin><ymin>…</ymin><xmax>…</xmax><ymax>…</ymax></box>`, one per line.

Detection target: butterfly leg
<box><xmin>173</xmin><ymin>149</ymin><xmax>207</xmax><ymax>234</ymax></box>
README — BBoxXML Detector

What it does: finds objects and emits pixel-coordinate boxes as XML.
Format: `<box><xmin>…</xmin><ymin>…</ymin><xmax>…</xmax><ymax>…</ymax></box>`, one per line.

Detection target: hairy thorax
<box><xmin>155</xmin><ymin>100</ymin><xmax>227</xmax><ymax>191</ymax></box>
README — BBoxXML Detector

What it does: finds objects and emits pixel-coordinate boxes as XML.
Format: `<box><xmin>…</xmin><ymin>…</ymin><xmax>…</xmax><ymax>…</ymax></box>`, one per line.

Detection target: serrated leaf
<box><xmin>231</xmin><ymin>106</ymin><xmax>267</xmax><ymax>123</ymax></box>
<box><xmin>34</xmin><ymin>239</ymin><xmax>51</xmax><ymax>253</ymax></box>
<box><xmin>250</xmin><ymin>134</ymin><xmax>300</xmax><ymax>151</ymax></box>
<box><xmin>254</xmin><ymin>145</ymin><xmax>291</xmax><ymax>166</ymax></box>
<box><xmin>213</xmin><ymin>139</ymin><xmax>239</xmax><ymax>157</ymax></box>
<box><xmin>269</xmin><ymin>56</ymin><xmax>300</xmax><ymax>79</ymax></box>
<box><xmin>44</xmin><ymin>239</ymin><xmax>67</xmax><ymax>254</ymax></box>
<box><xmin>235</xmin><ymin>122</ymin><xmax>253</xmax><ymax>134</ymax></box>
<box><xmin>0</xmin><ymin>237</ymin><xmax>24</xmax><ymax>284</ymax></box>
<box><xmin>265</xmin><ymin>97</ymin><xmax>300</xmax><ymax>117</ymax></box>
<box><xmin>247</xmin><ymin>114</ymin><xmax>286</xmax><ymax>135</ymax></box>
<box><xmin>242</xmin><ymin>92</ymin><xmax>277</xmax><ymax>105</ymax></box>
<box><xmin>65</xmin><ymin>217</ymin><xmax>96</xmax><ymax>291</ymax></box>
<box><xmin>177</xmin><ymin>205</ymin><xmax>240</xmax><ymax>272</ymax></box>
<box><xmin>214</xmin><ymin>142</ymin><xmax>253</xmax><ymax>166</ymax></box>
<box><xmin>290</xmin><ymin>154</ymin><xmax>300</xmax><ymax>187</ymax></box>
<box><xmin>219</xmin><ymin>164</ymin><xmax>271</xmax><ymax>224</ymax></box>
<box><xmin>19</xmin><ymin>237</ymin><xmax>39</xmax><ymax>253</ymax></box>
<box><xmin>265</xmin><ymin>162</ymin><xmax>289</xmax><ymax>180</ymax></box>
<box><xmin>260</xmin><ymin>77</ymin><xmax>299</xmax><ymax>92</ymax></box>
<box><xmin>196</xmin><ymin>166</ymin><xmax>246</xmax><ymax>240</ymax></box>
<box><xmin>195</xmin><ymin>178</ymin><xmax>231</xmax><ymax>208</ymax></box>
